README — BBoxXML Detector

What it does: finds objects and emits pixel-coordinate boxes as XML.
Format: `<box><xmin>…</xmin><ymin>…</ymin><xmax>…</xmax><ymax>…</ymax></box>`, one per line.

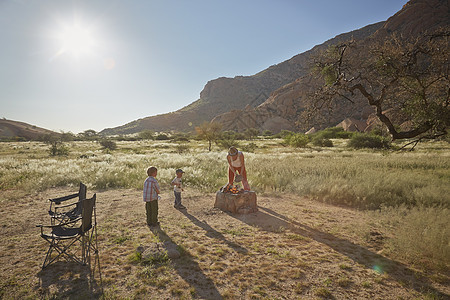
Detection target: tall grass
<box><xmin>372</xmin><ymin>206</ymin><xmax>450</xmax><ymax>270</ymax></box>
<box><xmin>1</xmin><ymin>140</ymin><xmax>449</xmax><ymax>271</ymax></box>
<box><xmin>1</xmin><ymin>141</ymin><xmax>449</xmax><ymax>209</ymax></box>
<box><xmin>248</xmin><ymin>152</ymin><xmax>449</xmax><ymax>209</ymax></box>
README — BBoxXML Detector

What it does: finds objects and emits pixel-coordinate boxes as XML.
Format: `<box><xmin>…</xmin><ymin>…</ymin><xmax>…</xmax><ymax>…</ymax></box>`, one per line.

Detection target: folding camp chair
<box><xmin>38</xmin><ymin>194</ymin><xmax>98</xmax><ymax>269</ymax></box>
<box><xmin>48</xmin><ymin>182</ymin><xmax>87</xmax><ymax>225</ymax></box>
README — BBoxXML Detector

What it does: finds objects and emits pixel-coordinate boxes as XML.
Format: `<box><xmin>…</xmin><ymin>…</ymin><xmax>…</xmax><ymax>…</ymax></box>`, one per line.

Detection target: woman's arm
<box><xmin>227</xmin><ymin>155</ymin><xmax>234</xmax><ymax>171</ymax></box>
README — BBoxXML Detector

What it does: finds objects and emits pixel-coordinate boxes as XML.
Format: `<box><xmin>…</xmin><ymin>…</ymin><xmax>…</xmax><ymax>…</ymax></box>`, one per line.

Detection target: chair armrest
<box><xmin>49</xmin><ymin>193</ymin><xmax>79</xmax><ymax>204</ymax></box>
<box><xmin>37</xmin><ymin>218</ymin><xmax>79</xmax><ymax>229</ymax></box>
<box><xmin>54</xmin><ymin>201</ymin><xmax>80</xmax><ymax>210</ymax></box>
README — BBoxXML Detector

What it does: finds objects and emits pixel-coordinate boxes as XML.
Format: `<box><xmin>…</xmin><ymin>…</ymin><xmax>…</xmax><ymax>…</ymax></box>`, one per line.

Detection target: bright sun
<box><xmin>56</xmin><ymin>24</ymin><xmax>95</xmax><ymax>58</ymax></box>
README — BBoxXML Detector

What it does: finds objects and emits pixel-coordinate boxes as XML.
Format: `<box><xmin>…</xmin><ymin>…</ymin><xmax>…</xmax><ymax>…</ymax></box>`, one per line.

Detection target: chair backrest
<box><xmin>81</xmin><ymin>194</ymin><xmax>96</xmax><ymax>233</ymax></box>
<box><xmin>79</xmin><ymin>182</ymin><xmax>87</xmax><ymax>201</ymax></box>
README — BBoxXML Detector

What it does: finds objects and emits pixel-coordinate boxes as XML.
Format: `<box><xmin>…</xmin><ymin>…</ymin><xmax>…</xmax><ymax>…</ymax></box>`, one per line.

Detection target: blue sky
<box><xmin>0</xmin><ymin>0</ymin><xmax>408</xmax><ymax>133</ymax></box>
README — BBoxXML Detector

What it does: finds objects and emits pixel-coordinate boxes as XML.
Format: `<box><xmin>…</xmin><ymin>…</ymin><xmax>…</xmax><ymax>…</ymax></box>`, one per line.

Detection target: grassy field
<box><xmin>0</xmin><ymin>138</ymin><xmax>449</xmax><ymax>299</ymax></box>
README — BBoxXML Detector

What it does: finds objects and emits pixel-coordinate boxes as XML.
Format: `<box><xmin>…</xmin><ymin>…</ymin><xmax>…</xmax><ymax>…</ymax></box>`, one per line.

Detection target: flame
<box><xmin>222</xmin><ymin>184</ymin><xmax>242</xmax><ymax>194</ymax></box>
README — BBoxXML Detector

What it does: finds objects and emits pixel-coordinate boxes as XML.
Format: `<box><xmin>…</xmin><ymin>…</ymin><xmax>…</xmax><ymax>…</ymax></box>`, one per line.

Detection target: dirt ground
<box><xmin>0</xmin><ymin>187</ymin><xmax>448</xmax><ymax>299</ymax></box>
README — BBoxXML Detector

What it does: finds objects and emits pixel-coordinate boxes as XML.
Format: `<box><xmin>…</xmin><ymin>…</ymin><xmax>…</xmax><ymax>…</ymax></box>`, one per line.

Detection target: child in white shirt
<box><xmin>171</xmin><ymin>169</ymin><xmax>186</xmax><ymax>209</ymax></box>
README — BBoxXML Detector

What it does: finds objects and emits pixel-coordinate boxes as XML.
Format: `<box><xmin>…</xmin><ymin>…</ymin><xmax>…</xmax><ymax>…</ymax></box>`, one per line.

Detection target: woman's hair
<box><xmin>147</xmin><ymin>166</ymin><xmax>157</xmax><ymax>176</ymax></box>
<box><xmin>228</xmin><ymin>146</ymin><xmax>238</xmax><ymax>156</ymax></box>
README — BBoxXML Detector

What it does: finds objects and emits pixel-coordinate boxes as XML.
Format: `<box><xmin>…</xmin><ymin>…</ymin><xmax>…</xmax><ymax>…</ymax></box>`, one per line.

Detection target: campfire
<box><xmin>220</xmin><ymin>184</ymin><xmax>243</xmax><ymax>194</ymax></box>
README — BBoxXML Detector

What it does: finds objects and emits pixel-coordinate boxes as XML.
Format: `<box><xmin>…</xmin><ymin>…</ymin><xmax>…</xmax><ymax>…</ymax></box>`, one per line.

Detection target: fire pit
<box><xmin>214</xmin><ymin>184</ymin><xmax>258</xmax><ymax>214</ymax></box>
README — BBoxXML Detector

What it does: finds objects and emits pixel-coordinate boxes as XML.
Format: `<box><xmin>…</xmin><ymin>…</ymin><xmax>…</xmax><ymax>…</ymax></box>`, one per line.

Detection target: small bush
<box><xmin>155</xmin><ymin>133</ymin><xmax>170</xmax><ymax>140</ymax></box>
<box><xmin>314</xmin><ymin>127</ymin><xmax>354</xmax><ymax>139</ymax></box>
<box><xmin>217</xmin><ymin>138</ymin><xmax>240</xmax><ymax>150</ymax></box>
<box><xmin>275</xmin><ymin>130</ymin><xmax>294</xmax><ymax>138</ymax></box>
<box><xmin>138</xmin><ymin>130</ymin><xmax>155</xmax><ymax>140</ymax></box>
<box><xmin>284</xmin><ymin>133</ymin><xmax>309</xmax><ymax>148</ymax></box>
<box><xmin>241</xmin><ymin>142</ymin><xmax>257</xmax><ymax>153</ymax></box>
<box><xmin>312</xmin><ymin>136</ymin><xmax>333</xmax><ymax>147</ymax></box>
<box><xmin>348</xmin><ymin>133</ymin><xmax>391</xmax><ymax>149</ymax></box>
<box><xmin>243</xmin><ymin>128</ymin><xmax>260</xmax><ymax>140</ymax></box>
<box><xmin>262</xmin><ymin>130</ymin><xmax>273</xmax><ymax>136</ymax></box>
<box><xmin>172</xmin><ymin>133</ymin><xmax>190</xmax><ymax>142</ymax></box>
<box><xmin>99</xmin><ymin>139</ymin><xmax>117</xmax><ymax>150</ymax></box>
<box><xmin>49</xmin><ymin>142</ymin><xmax>69</xmax><ymax>156</ymax></box>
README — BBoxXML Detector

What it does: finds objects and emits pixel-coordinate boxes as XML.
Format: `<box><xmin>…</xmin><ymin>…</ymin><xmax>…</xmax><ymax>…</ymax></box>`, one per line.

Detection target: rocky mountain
<box><xmin>212</xmin><ymin>0</ymin><xmax>450</xmax><ymax>133</ymax></box>
<box><xmin>102</xmin><ymin>0</ymin><xmax>449</xmax><ymax>135</ymax></box>
<box><xmin>100</xmin><ymin>21</ymin><xmax>384</xmax><ymax>135</ymax></box>
<box><xmin>0</xmin><ymin>119</ymin><xmax>58</xmax><ymax>140</ymax></box>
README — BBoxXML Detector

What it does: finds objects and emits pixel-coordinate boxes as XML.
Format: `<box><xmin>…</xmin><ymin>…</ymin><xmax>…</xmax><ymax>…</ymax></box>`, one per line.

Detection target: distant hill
<box><xmin>0</xmin><ymin>119</ymin><xmax>58</xmax><ymax>140</ymax></box>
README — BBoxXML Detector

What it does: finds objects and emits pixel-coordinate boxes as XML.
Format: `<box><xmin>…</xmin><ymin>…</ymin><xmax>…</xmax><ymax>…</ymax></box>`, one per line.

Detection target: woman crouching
<box><xmin>227</xmin><ymin>146</ymin><xmax>250</xmax><ymax>191</ymax></box>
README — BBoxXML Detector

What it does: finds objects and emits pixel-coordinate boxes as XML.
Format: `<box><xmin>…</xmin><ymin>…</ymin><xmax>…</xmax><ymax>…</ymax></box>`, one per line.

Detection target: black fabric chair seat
<box><xmin>42</xmin><ymin>226</ymin><xmax>81</xmax><ymax>239</ymax></box>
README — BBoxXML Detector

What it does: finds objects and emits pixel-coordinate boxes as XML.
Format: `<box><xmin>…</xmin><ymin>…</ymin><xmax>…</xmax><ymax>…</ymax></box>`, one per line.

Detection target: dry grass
<box><xmin>0</xmin><ymin>139</ymin><xmax>449</xmax><ymax>299</ymax></box>
<box><xmin>0</xmin><ymin>189</ymin><xmax>449</xmax><ymax>299</ymax></box>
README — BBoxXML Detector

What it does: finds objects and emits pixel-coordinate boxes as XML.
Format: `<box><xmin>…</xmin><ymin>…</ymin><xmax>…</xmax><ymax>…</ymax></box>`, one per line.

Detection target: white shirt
<box><xmin>230</xmin><ymin>151</ymin><xmax>243</xmax><ymax>168</ymax></box>
<box><xmin>172</xmin><ymin>177</ymin><xmax>183</xmax><ymax>193</ymax></box>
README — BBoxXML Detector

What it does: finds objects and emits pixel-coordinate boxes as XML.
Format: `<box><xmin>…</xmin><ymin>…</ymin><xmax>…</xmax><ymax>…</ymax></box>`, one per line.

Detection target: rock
<box><xmin>141</xmin><ymin>243</ymin><xmax>167</xmax><ymax>261</ymax></box>
<box><xmin>336</xmin><ymin>118</ymin><xmax>368</xmax><ymax>132</ymax></box>
<box><xmin>214</xmin><ymin>191</ymin><xmax>258</xmax><ymax>214</ymax></box>
<box><xmin>305</xmin><ymin>127</ymin><xmax>317</xmax><ymax>135</ymax></box>
<box><xmin>138</xmin><ymin>242</ymin><xmax>181</xmax><ymax>261</ymax></box>
<box><xmin>163</xmin><ymin>241</ymin><xmax>181</xmax><ymax>259</ymax></box>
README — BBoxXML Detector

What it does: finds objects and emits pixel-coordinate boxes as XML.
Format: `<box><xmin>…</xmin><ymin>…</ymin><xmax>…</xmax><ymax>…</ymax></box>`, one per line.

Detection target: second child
<box><xmin>171</xmin><ymin>169</ymin><xmax>186</xmax><ymax>209</ymax></box>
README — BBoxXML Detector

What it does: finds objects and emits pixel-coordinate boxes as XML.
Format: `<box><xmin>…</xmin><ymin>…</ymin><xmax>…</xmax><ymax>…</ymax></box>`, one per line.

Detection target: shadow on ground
<box><xmin>180</xmin><ymin>209</ymin><xmax>248</xmax><ymax>254</ymax></box>
<box><xmin>36</xmin><ymin>261</ymin><xmax>102</xmax><ymax>299</ymax></box>
<box><xmin>230</xmin><ymin>206</ymin><xmax>448</xmax><ymax>298</ymax></box>
<box><xmin>150</xmin><ymin>225</ymin><xmax>224</xmax><ymax>300</ymax></box>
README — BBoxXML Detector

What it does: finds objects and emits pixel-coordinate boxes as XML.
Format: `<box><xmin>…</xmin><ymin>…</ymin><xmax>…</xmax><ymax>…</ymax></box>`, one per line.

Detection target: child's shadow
<box><xmin>180</xmin><ymin>209</ymin><xmax>248</xmax><ymax>254</ymax></box>
<box><xmin>149</xmin><ymin>226</ymin><xmax>223</xmax><ymax>300</ymax></box>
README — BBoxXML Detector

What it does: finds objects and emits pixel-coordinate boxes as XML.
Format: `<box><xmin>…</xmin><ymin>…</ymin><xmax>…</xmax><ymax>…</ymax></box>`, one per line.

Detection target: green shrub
<box><xmin>284</xmin><ymin>133</ymin><xmax>309</xmax><ymax>148</ymax></box>
<box><xmin>275</xmin><ymin>130</ymin><xmax>294</xmax><ymax>138</ymax></box>
<box><xmin>241</xmin><ymin>142</ymin><xmax>257</xmax><ymax>153</ymax></box>
<box><xmin>312</xmin><ymin>136</ymin><xmax>333</xmax><ymax>147</ymax></box>
<box><xmin>172</xmin><ymin>133</ymin><xmax>190</xmax><ymax>142</ymax></box>
<box><xmin>138</xmin><ymin>130</ymin><xmax>155</xmax><ymax>140</ymax></box>
<box><xmin>49</xmin><ymin>142</ymin><xmax>69</xmax><ymax>156</ymax></box>
<box><xmin>314</xmin><ymin>127</ymin><xmax>354</xmax><ymax>139</ymax></box>
<box><xmin>99</xmin><ymin>139</ymin><xmax>117</xmax><ymax>150</ymax></box>
<box><xmin>348</xmin><ymin>133</ymin><xmax>391</xmax><ymax>149</ymax></box>
<box><xmin>243</xmin><ymin>128</ymin><xmax>260</xmax><ymax>140</ymax></box>
<box><xmin>262</xmin><ymin>130</ymin><xmax>273</xmax><ymax>136</ymax></box>
<box><xmin>217</xmin><ymin>138</ymin><xmax>240</xmax><ymax>150</ymax></box>
<box><xmin>155</xmin><ymin>133</ymin><xmax>170</xmax><ymax>140</ymax></box>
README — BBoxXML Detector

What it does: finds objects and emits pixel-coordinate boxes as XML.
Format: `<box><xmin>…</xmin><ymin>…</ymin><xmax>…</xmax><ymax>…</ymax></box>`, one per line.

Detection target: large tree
<box><xmin>306</xmin><ymin>28</ymin><xmax>449</xmax><ymax>141</ymax></box>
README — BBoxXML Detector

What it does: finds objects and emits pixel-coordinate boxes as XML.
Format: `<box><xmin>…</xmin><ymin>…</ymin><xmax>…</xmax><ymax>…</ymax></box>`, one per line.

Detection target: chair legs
<box><xmin>41</xmin><ymin>235</ymin><xmax>84</xmax><ymax>269</ymax></box>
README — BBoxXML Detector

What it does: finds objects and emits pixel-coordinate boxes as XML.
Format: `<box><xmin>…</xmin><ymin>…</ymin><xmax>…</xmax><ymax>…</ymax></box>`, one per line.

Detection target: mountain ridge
<box><xmin>100</xmin><ymin>21</ymin><xmax>384</xmax><ymax>135</ymax></box>
<box><xmin>211</xmin><ymin>0</ymin><xmax>450</xmax><ymax>133</ymax></box>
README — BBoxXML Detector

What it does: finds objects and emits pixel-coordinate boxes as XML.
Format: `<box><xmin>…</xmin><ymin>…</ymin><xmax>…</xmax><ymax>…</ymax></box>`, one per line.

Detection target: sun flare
<box><xmin>55</xmin><ymin>24</ymin><xmax>96</xmax><ymax>58</ymax></box>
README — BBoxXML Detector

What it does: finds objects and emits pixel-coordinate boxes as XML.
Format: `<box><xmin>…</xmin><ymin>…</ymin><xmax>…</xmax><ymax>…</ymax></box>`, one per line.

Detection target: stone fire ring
<box><xmin>214</xmin><ymin>190</ymin><xmax>258</xmax><ymax>214</ymax></box>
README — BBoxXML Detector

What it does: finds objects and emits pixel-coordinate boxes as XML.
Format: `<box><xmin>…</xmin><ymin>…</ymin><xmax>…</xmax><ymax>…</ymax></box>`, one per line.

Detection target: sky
<box><xmin>0</xmin><ymin>0</ymin><xmax>409</xmax><ymax>134</ymax></box>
